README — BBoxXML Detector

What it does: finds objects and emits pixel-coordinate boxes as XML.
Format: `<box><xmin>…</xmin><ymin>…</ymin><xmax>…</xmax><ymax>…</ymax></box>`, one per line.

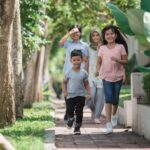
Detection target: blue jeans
<box><xmin>103</xmin><ymin>80</ymin><xmax>123</xmax><ymax>105</ymax></box>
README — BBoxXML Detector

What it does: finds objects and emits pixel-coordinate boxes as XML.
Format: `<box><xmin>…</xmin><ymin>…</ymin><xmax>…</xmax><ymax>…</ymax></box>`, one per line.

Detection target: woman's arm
<box><xmin>83</xmin><ymin>56</ymin><xmax>89</xmax><ymax>73</ymax></box>
<box><xmin>84</xmin><ymin>80</ymin><xmax>91</xmax><ymax>99</ymax></box>
<box><xmin>95</xmin><ymin>56</ymin><xmax>102</xmax><ymax>77</ymax></box>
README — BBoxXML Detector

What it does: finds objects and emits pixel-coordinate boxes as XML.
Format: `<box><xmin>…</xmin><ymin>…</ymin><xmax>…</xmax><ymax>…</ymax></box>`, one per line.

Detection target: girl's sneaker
<box><xmin>111</xmin><ymin>115</ymin><xmax>117</xmax><ymax>127</ymax></box>
<box><xmin>106</xmin><ymin>122</ymin><xmax>113</xmax><ymax>134</ymax></box>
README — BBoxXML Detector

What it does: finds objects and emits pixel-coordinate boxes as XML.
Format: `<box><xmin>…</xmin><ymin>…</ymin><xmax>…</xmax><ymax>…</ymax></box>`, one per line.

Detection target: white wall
<box><xmin>126</xmin><ymin>36</ymin><xmax>150</xmax><ymax>66</ymax></box>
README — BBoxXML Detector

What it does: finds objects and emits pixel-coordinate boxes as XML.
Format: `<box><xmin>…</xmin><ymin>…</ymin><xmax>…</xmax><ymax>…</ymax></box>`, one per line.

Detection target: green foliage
<box><xmin>20</xmin><ymin>0</ymin><xmax>50</xmax><ymax>66</ymax></box>
<box><xmin>141</xmin><ymin>0</ymin><xmax>150</xmax><ymax>12</ymax></box>
<box><xmin>143</xmin><ymin>12</ymin><xmax>150</xmax><ymax>43</ymax></box>
<box><xmin>0</xmin><ymin>102</ymin><xmax>54</xmax><ymax>150</ymax></box>
<box><xmin>126</xmin><ymin>9</ymin><xmax>144</xmax><ymax>35</ymax></box>
<box><xmin>125</xmin><ymin>54</ymin><xmax>137</xmax><ymax>84</ymax></box>
<box><xmin>144</xmin><ymin>49</ymin><xmax>150</xmax><ymax>56</ymax></box>
<box><xmin>143</xmin><ymin>73</ymin><xmax>150</xmax><ymax>100</ymax></box>
<box><xmin>107</xmin><ymin>3</ymin><xmax>134</xmax><ymax>35</ymax></box>
<box><xmin>119</xmin><ymin>86</ymin><xmax>131</xmax><ymax>107</ymax></box>
<box><xmin>136</xmin><ymin>66</ymin><xmax>150</xmax><ymax>72</ymax></box>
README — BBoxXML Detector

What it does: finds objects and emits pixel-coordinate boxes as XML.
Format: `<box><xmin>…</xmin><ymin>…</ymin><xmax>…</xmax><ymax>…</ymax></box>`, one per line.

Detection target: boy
<box><xmin>59</xmin><ymin>25</ymin><xmax>89</xmax><ymax>121</ymax></box>
<box><xmin>62</xmin><ymin>49</ymin><xmax>91</xmax><ymax>135</ymax></box>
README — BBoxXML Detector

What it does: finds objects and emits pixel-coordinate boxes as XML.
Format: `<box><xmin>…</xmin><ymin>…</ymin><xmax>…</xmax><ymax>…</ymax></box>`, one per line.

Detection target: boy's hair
<box><xmin>71</xmin><ymin>49</ymin><xmax>83</xmax><ymax>58</ymax></box>
<box><xmin>102</xmin><ymin>24</ymin><xmax>128</xmax><ymax>54</ymax></box>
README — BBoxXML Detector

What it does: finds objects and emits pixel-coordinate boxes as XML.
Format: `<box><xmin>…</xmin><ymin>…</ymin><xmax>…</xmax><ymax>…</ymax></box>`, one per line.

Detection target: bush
<box><xmin>143</xmin><ymin>73</ymin><xmax>150</xmax><ymax>101</ymax></box>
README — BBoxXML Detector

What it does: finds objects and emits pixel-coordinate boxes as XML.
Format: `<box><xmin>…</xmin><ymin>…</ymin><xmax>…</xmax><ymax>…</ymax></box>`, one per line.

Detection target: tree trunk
<box><xmin>0</xmin><ymin>0</ymin><xmax>17</xmax><ymax>127</ymax></box>
<box><xmin>34</xmin><ymin>47</ymin><xmax>45</xmax><ymax>102</ymax></box>
<box><xmin>23</xmin><ymin>53</ymin><xmax>38</xmax><ymax>107</ymax></box>
<box><xmin>11</xmin><ymin>0</ymin><xmax>23</xmax><ymax>118</ymax></box>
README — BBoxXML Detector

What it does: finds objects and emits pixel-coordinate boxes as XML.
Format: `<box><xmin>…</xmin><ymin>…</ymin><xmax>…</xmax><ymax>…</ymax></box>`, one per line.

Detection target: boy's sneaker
<box><xmin>74</xmin><ymin>125</ymin><xmax>81</xmax><ymax>135</ymax></box>
<box><xmin>106</xmin><ymin>122</ymin><xmax>113</xmax><ymax>134</ymax></box>
<box><xmin>64</xmin><ymin>114</ymin><xmax>68</xmax><ymax>121</ymax></box>
<box><xmin>67</xmin><ymin>118</ymin><xmax>74</xmax><ymax>129</ymax></box>
<box><xmin>111</xmin><ymin>115</ymin><xmax>117</xmax><ymax>127</ymax></box>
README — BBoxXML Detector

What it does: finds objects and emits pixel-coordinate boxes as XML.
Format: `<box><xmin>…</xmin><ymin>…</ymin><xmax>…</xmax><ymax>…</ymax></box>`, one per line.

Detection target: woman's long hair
<box><xmin>102</xmin><ymin>25</ymin><xmax>128</xmax><ymax>54</ymax></box>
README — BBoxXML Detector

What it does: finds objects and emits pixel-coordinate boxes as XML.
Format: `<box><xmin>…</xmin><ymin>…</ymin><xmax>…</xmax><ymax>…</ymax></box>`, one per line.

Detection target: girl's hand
<box><xmin>111</xmin><ymin>56</ymin><xmax>119</xmax><ymax>62</ymax></box>
<box><xmin>95</xmin><ymin>71</ymin><xmax>99</xmax><ymax>77</ymax></box>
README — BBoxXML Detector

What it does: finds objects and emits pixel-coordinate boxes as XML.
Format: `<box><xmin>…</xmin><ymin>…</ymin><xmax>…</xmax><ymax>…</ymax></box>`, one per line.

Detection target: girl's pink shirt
<box><xmin>98</xmin><ymin>44</ymin><xmax>127</xmax><ymax>82</ymax></box>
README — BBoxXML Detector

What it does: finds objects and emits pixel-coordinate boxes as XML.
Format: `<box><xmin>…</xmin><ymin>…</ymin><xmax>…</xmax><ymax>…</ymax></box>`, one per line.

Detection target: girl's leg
<box><xmin>112</xmin><ymin>80</ymin><xmax>123</xmax><ymax>115</ymax></box>
<box><xmin>103</xmin><ymin>80</ymin><xmax>114</xmax><ymax>123</ymax></box>
<box><xmin>105</xmin><ymin>103</ymin><xmax>112</xmax><ymax>122</ymax></box>
<box><xmin>111</xmin><ymin>80</ymin><xmax>123</xmax><ymax>127</ymax></box>
<box><xmin>94</xmin><ymin>88</ymin><xmax>105</xmax><ymax>119</ymax></box>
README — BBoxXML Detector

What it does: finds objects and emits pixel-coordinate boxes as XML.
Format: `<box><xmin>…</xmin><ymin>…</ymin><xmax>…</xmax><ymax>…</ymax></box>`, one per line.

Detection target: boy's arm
<box><xmin>59</xmin><ymin>28</ymin><xmax>79</xmax><ymax>46</ymax></box>
<box><xmin>59</xmin><ymin>33</ymin><xmax>70</xmax><ymax>46</ymax></box>
<box><xmin>62</xmin><ymin>80</ymin><xmax>68</xmax><ymax>97</ymax></box>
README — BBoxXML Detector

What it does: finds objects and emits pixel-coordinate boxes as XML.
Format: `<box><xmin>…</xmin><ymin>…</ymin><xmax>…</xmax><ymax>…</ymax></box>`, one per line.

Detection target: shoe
<box><xmin>74</xmin><ymin>125</ymin><xmax>81</xmax><ymax>135</ymax></box>
<box><xmin>106</xmin><ymin>122</ymin><xmax>113</xmax><ymax>134</ymax></box>
<box><xmin>91</xmin><ymin>112</ymin><xmax>94</xmax><ymax>120</ymax></box>
<box><xmin>94</xmin><ymin>118</ymin><xmax>101</xmax><ymax>124</ymax></box>
<box><xmin>67</xmin><ymin>118</ymin><xmax>74</xmax><ymax>129</ymax></box>
<box><xmin>64</xmin><ymin>114</ymin><xmax>68</xmax><ymax>121</ymax></box>
<box><xmin>111</xmin><ymin>115</ymin><xmax>117</xmax><ymax>127</ymax></box>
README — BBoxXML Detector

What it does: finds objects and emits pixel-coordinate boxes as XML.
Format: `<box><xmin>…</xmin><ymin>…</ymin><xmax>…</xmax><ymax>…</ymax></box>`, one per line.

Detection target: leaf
<box><xmin>136</xmin><ymin>66</ymin><xmax>150</xmax><ymax>72</ymax></box>
<box><xmin>107</xmin><ymin>3</ymin><xmax>134</xmax><ymax>35</ymax></box>
<box><xmin>126</xmin><ymin>9</ymin><xmax>144</xmax><ymax>35</ymax></box>
<box><xmin>136</xmin><ymin>35</ymin><xmax>150</xmax><ymax>48</ymax></box>
<box><xmin>144</xmin><ymin>49</ymin><xmax>150</xmax><ymax>57</ymax></box>
<box><xmin>143</xmin><ymin>12</ymin><xmax>150</xmax><ymax>43</ymax></box>
<box><xmin>141</xmin><ymin>0</ymin><xmax>150</xmax><ymax>13</ymax></box>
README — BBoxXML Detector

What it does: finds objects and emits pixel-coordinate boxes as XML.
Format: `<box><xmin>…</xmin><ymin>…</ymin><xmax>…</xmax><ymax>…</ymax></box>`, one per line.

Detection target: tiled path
<box><xmin>55</xmin><ymin>99</ymin><xmax>150</xmax><ymax>150</ymax></box>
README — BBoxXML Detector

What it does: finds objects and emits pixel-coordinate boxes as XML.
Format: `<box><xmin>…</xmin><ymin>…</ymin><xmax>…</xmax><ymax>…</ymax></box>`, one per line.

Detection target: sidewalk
<box><xmin>55</xmin><ymin>99</ymin><xmax>150</xmax><ymax>150</ymax></box>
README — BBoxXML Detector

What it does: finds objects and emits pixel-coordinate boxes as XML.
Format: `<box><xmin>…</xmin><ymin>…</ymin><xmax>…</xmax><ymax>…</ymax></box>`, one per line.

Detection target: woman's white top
<box><xmin>89</xmin><ymin>47</ymin><xmax>103</xmax><ymax>88</ymax></box>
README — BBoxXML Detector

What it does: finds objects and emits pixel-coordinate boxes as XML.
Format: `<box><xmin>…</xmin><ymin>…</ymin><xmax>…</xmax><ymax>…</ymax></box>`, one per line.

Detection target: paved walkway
<box><xmin>55</xmin><ymin>99</ymin><xmax>150</xmax><ymax>150</ymax></box>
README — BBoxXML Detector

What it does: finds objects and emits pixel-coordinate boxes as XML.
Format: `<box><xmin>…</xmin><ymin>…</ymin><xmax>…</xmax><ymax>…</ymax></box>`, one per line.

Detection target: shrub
<box><xmin>143</xmin><ymin>73</ymin><xmax>150</xmax><ymax>101</ymax></box>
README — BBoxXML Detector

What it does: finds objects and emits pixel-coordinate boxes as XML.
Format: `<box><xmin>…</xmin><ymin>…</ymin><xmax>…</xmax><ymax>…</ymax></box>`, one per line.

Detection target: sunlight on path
<box><xmin>55</xmin><ymin>99</ymin><xmax>150</xmax><ymax>150</ymax></box>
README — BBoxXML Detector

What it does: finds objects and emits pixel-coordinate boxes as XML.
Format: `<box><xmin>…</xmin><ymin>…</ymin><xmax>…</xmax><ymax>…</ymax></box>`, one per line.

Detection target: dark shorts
<box><xmin>103</xmin><ymin>79</ymin><xmax>123</xmax><ymax>105</ymax></box>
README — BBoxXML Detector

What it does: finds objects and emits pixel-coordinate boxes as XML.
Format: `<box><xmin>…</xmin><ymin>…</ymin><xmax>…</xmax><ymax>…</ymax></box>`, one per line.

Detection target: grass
<box><xmin>0</xmin><ymin>101</ymin><xmax>55</xmax><ymax>150</ymax></box>
<box><xmin>119</xmin><ymin>85</ymin><xmax>131</xmax><ymax>107</ymax></box>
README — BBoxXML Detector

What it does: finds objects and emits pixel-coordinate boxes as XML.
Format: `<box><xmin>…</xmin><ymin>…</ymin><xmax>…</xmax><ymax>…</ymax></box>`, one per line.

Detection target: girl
<box><xmin>88</xmin><ymin>28</ymin><xmax>104</xmax><ymax>124</ymax></box>
<box><xmin>95</xmin><ymin>25</ymin><xmax>128</xmax><ymax>134</ymax></box>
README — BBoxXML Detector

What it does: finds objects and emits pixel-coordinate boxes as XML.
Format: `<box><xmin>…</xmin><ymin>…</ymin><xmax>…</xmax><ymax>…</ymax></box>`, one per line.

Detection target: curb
<box><xmin>44</xmin><ymin>128</ymin><xmax>56</xmax><ymax>150</ymax></box>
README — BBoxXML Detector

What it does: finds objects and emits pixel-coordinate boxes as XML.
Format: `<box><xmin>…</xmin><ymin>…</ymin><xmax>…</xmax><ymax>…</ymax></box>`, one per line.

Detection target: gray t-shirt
<box><xmin>64</xmin><ymin>68</ymin><xmax>88</xmax><ymax>99</ymax></box>
<box><xmin>62</xmin><ymin>40</ymin><xmax>89</xmax><ymax>74</ymax></box>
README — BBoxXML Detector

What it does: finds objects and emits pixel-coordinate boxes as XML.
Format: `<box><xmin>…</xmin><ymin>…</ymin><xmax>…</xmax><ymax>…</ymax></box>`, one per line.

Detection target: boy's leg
<box><xmin>66</xmin><ymin>97</ymin><xmax>76</xmax><ymax>128</ymax></box>
<box><xmin>64</xmin><ymin>96</ymin><xmax>68</xmax><ymax>121</ymax></box>
<box><xmin>74</xmin><ymin>96</ymin><xmax>85</xmax><ymax>134</ymax></box>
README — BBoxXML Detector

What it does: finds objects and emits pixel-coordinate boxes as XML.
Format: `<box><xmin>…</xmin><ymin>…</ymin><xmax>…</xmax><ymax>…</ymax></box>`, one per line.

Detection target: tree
<box><xmin>11</xmin><ymin>0</ymin><xmax>24</xmax><ymax>118</ymax></box>
<box><xmin>0</xmin><ymin>0</ymin><xmax>18</xmax><ymax>127</ymax></box>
